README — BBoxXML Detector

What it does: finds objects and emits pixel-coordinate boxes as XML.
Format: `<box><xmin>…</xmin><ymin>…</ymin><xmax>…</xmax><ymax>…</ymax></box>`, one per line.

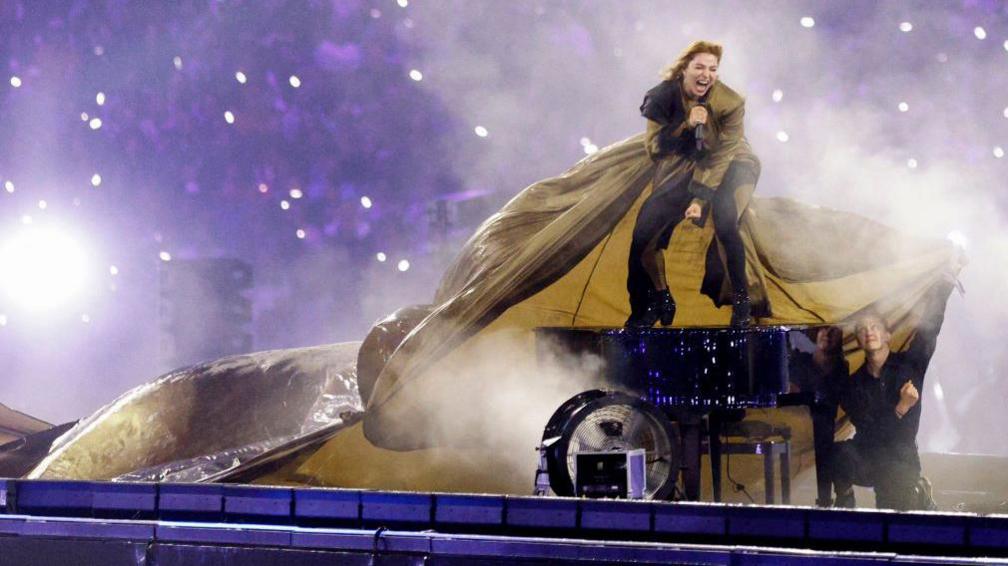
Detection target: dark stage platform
<box><xmin>2</xmin><ymin>479</ymin><xmax>1008</xmax><ymax>564</ymax></box>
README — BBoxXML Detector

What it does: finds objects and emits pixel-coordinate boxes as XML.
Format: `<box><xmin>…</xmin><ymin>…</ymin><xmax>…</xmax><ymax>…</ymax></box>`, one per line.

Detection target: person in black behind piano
<box><xmin>831</xmin><ymin>279</ymin><xmax>955</xmax><ymax>510</ymax></box>
<box><xmin>789</xmin><ymin>326</ymin><xmax>847</xmax><ymax>508</ymax></box>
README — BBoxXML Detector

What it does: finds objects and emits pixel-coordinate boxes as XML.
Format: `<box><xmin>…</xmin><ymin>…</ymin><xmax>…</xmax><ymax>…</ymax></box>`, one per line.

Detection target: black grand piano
<box><xmin>535</xmin><ymin>325</ymin><xmax>838</xmax><ymax>504</ymax></box>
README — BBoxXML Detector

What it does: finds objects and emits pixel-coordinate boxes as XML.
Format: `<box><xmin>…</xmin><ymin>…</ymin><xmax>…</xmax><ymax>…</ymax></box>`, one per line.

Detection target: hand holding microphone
<box><xmin>688</xmin><ymin>105</ymin><xmax>708</xmax><ymax>151</ymax></box>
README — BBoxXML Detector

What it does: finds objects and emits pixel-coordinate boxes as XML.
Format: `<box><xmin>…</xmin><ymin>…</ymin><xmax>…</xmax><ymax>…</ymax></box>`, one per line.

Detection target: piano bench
<box><xmin>718</xmin><ymin>422</ymin><xmax>792</xmax><ymax>505</ymax></box>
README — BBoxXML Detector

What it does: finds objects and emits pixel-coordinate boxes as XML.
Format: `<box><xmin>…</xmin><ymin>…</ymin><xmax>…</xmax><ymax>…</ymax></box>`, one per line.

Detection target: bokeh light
<box><xmin>800</xmin><ymin>16</ymin><xmax>815</xmax><ymax>28</ymax></box>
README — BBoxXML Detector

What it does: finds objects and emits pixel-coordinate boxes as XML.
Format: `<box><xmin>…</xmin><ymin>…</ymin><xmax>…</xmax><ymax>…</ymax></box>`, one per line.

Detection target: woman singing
<box><xmin>627</xmin><ymin>40</ymin><xmax>760</xmax><ymax>328</ymax></box>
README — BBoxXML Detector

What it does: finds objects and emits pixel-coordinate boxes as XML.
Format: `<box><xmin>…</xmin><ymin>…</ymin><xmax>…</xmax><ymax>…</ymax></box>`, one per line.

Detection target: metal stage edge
<box><xmin>2</xmin><ymin>478</ymin><xmax>1008</xmax><ymax>565</ymax></box>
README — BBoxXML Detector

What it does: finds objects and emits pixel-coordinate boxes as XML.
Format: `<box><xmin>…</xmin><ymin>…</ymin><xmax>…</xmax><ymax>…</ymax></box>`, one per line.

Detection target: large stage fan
<box><xmin>540</xmin><ymin>390</ymin><xmax>680</xmax><ymax>500</ymax></box>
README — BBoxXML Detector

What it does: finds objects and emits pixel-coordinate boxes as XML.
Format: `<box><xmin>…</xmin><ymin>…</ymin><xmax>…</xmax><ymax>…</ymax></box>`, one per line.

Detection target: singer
<box><xmin>627</xmin><ymin>40</ymin><xmax>760</xmax><ymax>328</ymax></box>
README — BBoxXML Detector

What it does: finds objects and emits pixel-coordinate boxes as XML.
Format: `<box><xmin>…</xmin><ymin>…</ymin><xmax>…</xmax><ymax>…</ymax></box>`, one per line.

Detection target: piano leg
<box><xmin>810</xmin><ymin>402</ymin><xmax>838</xmax><ymax>506</ymax></box>
<box><xmin>780</xmin><ymin>444</ymin><xmax>791</xmax><ymax>505</ymax></box>
<box><xmin>709</xmin><ymin>415</ymin><xmax>723</xmax><ymax>502</ymax></box>
<box><xmin>677</xmin><ymin>412</ymin><xmax>704</xmax><ymax>500</ymax></box>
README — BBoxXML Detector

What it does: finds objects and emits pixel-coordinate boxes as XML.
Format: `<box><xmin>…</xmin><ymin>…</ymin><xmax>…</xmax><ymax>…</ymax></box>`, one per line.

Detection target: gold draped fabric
<box><xmin>25</xmin><ymin>129</ymin><xmax>959</xmax><ymax>500</ymax></box>
<box><xmin>360</xmin><ymin>132</ymin><xmax>957</xmax><ymax>452</ymax></box>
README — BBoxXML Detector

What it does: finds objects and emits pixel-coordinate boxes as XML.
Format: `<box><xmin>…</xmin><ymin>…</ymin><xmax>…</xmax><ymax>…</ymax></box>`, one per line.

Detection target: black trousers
<box><xmin>810</xmin><ymin>401</ymin><xmax>839</xmax><ymax>505</ymax></box>
<box><xmin>831</xmin><ymin>438</ymin><xmax>922</xmax><ymax>510</ymax></box>
<box><xmin>627</xmin><ymin>160</ymin><xmax>753</xmax><ymax>315</ymax></box>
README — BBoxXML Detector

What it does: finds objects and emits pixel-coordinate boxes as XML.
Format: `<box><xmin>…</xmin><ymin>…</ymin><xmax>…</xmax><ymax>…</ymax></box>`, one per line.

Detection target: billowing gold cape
<box><xmin>26</xmin><ymin>132</ymin><xmax>958</xmax><ymax>499</ymax></box>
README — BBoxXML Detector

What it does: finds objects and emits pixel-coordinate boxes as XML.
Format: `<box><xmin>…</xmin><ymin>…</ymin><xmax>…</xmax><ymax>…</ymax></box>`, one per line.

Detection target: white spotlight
<box><xmin>0</xmin><ymin>225</ymin><xmax>91</xmax><ymax>311</ymax></box>
<box><xmin>899</xmin><ymin>22</ymin><xmax>913</xmax><ymax>33</ymax></box>
<box><xmin>296</xmin><ymin>228</ymin><xmax>306</xmax><ymax>239</ymax></box>
<box><xmin>159</xmin><ymin>251</ymin><xmax>172</xmax><ymax>262</ymax></box>
<box><xmin>772</xmin><ymin>89</ymin><xmax>784</xmax><ymax>102</ymax></box>
<box><xmin>376</xmin><ymin>252</ymin><xmax>387</xmax><ymax>262</ymax></box>
<box><xmin>173</xmin><ymin>56</ymin><xmax>183</xmax><ymax>70</ymax></box>
<box><xmin>800</xmin><ymin>16</ymin><xmax>815</xmax><ymax>28</ymax></box>
<box><xmin>584</xmin><ymin>144</ymin><xmax>599</xmax><ymax>154</ymax></box>
<box><xmin>409</xmin><ymin>69</ymin><xmax>423</xmax><ymax>81</ymax></box>
<box><xmin>898</xmin><ymin>101</ymin><xmax>909</xmax><ymax>112</ymax></box>
<box><xmin>4</xmin><ymin>181</ymin><xmax>13</xmax><ymax>193</ymax></box>
<box><xmin>89</xmin><ymin>117</ymin><xmax>102</xmax><ymax>130</ymax></box>
<box><xmin>10</xmin><ymin>76</ymin><xmax>22</xmax><ymax>88</ymax></box>
<box><xmin>994</xmin><ymin>146</ymin><xmax>1005</xmax><ymax>159</ymax></box>
<box><xmin>474</xmin><ymin>126</ymin><xmax>488</xmax><ymax>137</ymax></box>
<box><xmin>397</xmin><ymin>259</ymin><xmax>410</xmax><ymax>272</ymax></box>
<box><xmin>91</xmin><ymin>174</ymin><xmax>102</xmax><ymax>187</ymax></box>
<box><xmin>360</xmin><ymin>196</ymin><xmax>373</xmax><ymax>208</ymax></box>
<box><xmin>289</xmin><ymin>188</ymin><xmax>303</xmax><ymax>199</ymax></box>
<box><xmin>235</xmin><ymin>71</ymin><xmax>247</xmax><ymax>84</ymax></box>
<box><xmin>907</xmin><ymin>158</ymin><xmax>918</xmax><ymax>169</ymax></box>
<box><xmin>96</xmin><ymin>92</ymin><xmax>106</xmax><ymax>105</ymax></box>
<box><xmin>397</xmin><ymin>0</ymin><xmax>408</xmax><ymax>7</ymax></box>
<box><xmin>933</xmin><ymin>382</ymin><xmax>944</xmax><ymax>401</ymax></box>
<box><xmin>280</xmin><ymin>200</ymin><xmax>290</xmax><ymax>210</ymax></box>
<box><xmin>974</xmin><ymin>27</ymin><xmax>986</xmax><ymax>40</ymax></box>
<box><xmin>224</xmin><ymin>110</ymin><xmax>235</xmax><ymax>124</ymax></box>
<box><xmin>776</xmin><ymin>131</ymin><xmax>790</xmax><ymax>143</ymax></box>
<box><xmin>289</xmin><ymin>75</ymin><xmax>302</xmax><ymax>88</ymax></box>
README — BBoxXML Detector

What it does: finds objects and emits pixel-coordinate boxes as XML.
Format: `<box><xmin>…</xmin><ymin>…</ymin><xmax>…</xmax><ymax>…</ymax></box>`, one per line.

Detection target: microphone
<box><xmin>694</xmin><ymin>123</ymin><xmax>705</xmax><ymax>151</ymax></box>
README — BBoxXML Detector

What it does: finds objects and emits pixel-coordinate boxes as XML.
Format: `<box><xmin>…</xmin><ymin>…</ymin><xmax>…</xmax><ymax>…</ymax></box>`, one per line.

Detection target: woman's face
<box><xmin>682</xmin><ymin>53</ymin><xmax>718</xmax><ymax>99</ymax></box>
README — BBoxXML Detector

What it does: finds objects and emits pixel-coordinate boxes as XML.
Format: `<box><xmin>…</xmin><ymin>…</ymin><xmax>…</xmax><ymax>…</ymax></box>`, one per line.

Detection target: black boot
<box><xmin>626</xmin><ymin>288</ymin><xmax>676</xmax><ymax>328</ymax></box>
<box><xmin>655</xmin><ymin>288</ymin><xmax>676</xmax><ymax>326</ymax></box>
<box><xmin>729</xmin><ymin>291</ymin><xmax>752</xmax><ymax>328</ymax></box>
<box><xmin>833</xmin><ymin>486</ymin><xmax>855</xmax><ymax>508</ymax></box>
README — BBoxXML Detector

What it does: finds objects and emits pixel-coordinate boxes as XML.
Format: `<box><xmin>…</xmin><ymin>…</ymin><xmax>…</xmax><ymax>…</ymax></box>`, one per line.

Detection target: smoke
<box><xmin>390</xmin><ymin>329</ymin><xmax>607</xmax><ymax>482</ymax></box>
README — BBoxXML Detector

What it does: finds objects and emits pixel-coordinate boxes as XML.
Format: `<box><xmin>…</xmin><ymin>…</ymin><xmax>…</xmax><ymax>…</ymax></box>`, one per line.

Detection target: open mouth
<box><xmin>696</xmin><ymin>79</ymin><xmax>710</xmax><ymax>89</ymax></box>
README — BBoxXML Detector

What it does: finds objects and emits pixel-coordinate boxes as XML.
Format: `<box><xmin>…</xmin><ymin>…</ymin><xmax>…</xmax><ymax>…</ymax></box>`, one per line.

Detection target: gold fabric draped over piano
<box><xmin>256</xmin><ymin>132</ymin><xmax>958</xmax><ymax>496</ymax></box>
<box><xmin>27</xmin><ymin>132</ymin><xmax>959</xmax><ymax>501</ymax></box>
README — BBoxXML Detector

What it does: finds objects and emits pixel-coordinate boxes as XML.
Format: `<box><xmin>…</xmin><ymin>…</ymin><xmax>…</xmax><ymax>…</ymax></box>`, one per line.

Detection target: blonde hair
<box><xmin>660</xmin><ymin>40</ymin><xmax>724</xmax><ymax>81</ymax></box>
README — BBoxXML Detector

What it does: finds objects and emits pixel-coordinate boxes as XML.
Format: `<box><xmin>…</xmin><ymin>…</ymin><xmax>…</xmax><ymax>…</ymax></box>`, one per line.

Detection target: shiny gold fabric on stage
<box><xmin>27</xmin><ymin>343</ymin><xmax>362</xmax><ymax>481</ymax></box>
